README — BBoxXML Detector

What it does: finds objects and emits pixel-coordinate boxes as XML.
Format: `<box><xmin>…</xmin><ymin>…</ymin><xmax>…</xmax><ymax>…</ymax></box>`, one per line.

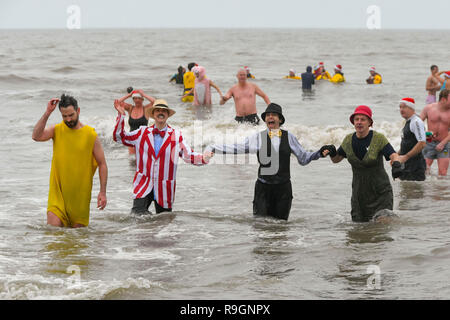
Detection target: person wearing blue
<box><xmin>301</xmin><ymin>66</ymin><xmax>315</xmax><ymax>91</ymax></box>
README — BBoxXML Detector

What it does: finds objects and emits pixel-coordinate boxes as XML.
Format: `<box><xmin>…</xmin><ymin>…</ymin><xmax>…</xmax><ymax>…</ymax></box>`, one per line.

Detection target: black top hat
<box><xmin>261</xmin><ymin>103</ymin><xmax>285</xmax><ymax>125</ymax></box>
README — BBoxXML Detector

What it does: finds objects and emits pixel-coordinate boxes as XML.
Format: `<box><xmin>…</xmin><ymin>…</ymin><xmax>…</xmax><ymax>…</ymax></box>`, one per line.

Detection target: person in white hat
<box><xmin>114</xmin><ymin>88</ymin><xmax>156</xmax><ymax>154</ymax></box>
<box><xmin>397</xmin><ymin>97</ymin><xmax>426</xmax><ymax>181</ymax></box>
<box><xmin>330</xmin><ymin>64</ymin><xmax>345</xmax><ymax>83</ymax></box>
<box><xmin>284</xmin><ymin>69</ymin><xmax>300</xmax><ymax>80</ymax></box>
<box><xmin>366</xmin><ymin>66</ymin><xmax>382</xmax><ymax>84</ymax></box>
<box><xmin>113</xmin><ymin>98</ymin><xmax>213</xmax><ymax>214</ymax></box>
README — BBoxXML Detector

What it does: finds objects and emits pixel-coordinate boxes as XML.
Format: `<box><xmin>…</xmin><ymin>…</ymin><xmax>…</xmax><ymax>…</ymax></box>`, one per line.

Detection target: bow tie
<box><xmin>152</xmin><ymin>128</ymin><xmax>166</xmax><ymax>138</ymax></box>
<box><xmin>268</xmin><ymin>130</ymin><xmax>282</xmax><ymax>138</ymax></box>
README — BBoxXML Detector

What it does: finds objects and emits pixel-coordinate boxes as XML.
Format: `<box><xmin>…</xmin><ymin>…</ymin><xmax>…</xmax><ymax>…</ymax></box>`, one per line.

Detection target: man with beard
<box><xmin>32</xmin><ymin>94</ymin><xmax>108</xmax><ymax>227</ymax></box>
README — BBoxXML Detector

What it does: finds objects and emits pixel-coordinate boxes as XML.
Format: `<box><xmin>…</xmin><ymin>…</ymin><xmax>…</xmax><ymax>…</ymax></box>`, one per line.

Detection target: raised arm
<box><xmin>254</xmin><ymin>84</ymin><xmax>270</xmax><ymax>105</ymax></box>
<box><xmin>92</xmin><ymin>136</ymin><xmax>108</xmax><ymax>210</ymax></box>
<box><xmin>137</xmin><ymin>89</ymin><xmax>156</xmax><ymax>108</ymax></box>
<box><xmin>32</xmin><ymin>98</ymin><xmax>59</xmax><ymax>141</ymax></box>
<box><xmin>112</xmin><ymin>101</ymin><xmax>142</xmax><ymax>147</ymax></box>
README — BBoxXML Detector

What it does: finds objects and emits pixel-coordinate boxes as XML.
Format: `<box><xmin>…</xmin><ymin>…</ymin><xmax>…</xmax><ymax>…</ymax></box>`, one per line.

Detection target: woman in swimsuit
<box><xmin>114</xmin><ymin>88</ymin><xmax>156</xmax><ymax>154</ymax></box>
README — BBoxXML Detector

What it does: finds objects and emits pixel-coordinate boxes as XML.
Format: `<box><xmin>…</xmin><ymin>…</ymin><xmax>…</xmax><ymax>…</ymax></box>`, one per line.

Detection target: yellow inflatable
<box><xmin>330</xmin><ymin>73</ymin><xmax>345</xmax><ymax>83</ymax></box>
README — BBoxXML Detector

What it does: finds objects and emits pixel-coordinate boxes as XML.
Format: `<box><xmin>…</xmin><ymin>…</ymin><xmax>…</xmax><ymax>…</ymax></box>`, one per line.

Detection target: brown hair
<box><xmin>439</xmin><ymin>89</ymin><xmax>449</xmax><ymax>101</ymax></box>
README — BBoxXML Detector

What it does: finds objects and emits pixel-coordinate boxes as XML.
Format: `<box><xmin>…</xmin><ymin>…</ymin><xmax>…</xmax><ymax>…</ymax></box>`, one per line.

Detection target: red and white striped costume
<box><xmin>113</xmin><ymin>112</ymin><xmax>207</xmax><ymax>209</ymax></box>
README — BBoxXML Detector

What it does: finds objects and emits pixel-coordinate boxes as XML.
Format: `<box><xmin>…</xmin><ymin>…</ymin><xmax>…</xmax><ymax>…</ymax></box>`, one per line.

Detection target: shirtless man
<box><xmin>420</xmin><ymin>89</ymin><xmax>450</xmax><ymax>176</ymax></box>
<box><xmin>220</xmin><ymin>68</ymin><xmax>270</xmax><ymax>125</ymax></box>
<box><xmin>426</xmin><ymin>65</ymin><xmax>443</xmax><ymax>104</ymax></box>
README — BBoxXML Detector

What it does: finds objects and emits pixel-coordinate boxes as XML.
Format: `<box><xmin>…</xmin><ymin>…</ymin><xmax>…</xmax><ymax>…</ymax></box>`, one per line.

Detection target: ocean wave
<box><xmin>51</xmin><ymin>66</ymin><xmax>81</xmax><ymax>73</ymax></box>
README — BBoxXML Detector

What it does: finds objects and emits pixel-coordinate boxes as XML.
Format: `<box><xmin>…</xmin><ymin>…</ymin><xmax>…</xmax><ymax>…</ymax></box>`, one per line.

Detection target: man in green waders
<box><xmin>328</xmin><ymin>105</ymin><xmax>403</xmax><ymax>222</ymax></box>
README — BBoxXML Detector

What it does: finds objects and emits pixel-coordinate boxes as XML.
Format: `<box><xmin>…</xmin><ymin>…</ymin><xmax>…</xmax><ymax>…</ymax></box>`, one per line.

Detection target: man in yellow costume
<box><xmin>181</xmin><ymin>62</ymin><xmax>197</xmax><ymax>103</ymax></box>
<box><xmin>32</xmin><ymin>94</ymin><xmax>108</xmax><ymax>228</ymax></box>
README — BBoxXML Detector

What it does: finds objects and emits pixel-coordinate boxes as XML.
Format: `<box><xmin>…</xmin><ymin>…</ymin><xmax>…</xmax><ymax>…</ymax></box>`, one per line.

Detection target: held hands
<box><xmin>319</xmin><ymin>145</ymin><xmax>337</xmax><ymax>158</ymax></box>
<box><xmin>203</xmin><ymin>151</ymin><xmax>214</xmax><ymax>163</ymax></box>
<box><xmin>114</xmin><ymin>99</ymin><xmax>126</xmax><ymax>115</ymax></box>
<box><xmin>391</xmin><ymin>161</ymin><xmax>403</xmax><ymax>180</ymax></box>
<box><xmin>46</xmin><ymin>98</ymin><xmax>60</xmax><ymax>115</ymax></box>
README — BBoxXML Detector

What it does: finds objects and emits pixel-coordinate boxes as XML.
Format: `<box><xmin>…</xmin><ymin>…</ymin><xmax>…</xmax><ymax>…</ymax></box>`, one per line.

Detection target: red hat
<box><xmin>399</xmin><ymin>97</ymin><xmax>415</xmax><ymax>109</ymax></box>
<box><xmin>131</xmin><ymin>90</ymin><xmax>143</xmax><ymax>99</ymax></box>
<box><xmin>350</xmin><ymin>105</ymin><xmax>373</xmax><ymax>126</ymax></box>
<box><xmin>444</xmin><ymin>71</ymin><xmax>450</xmax><ymax>78</ymax></box>
<box><xmin>335</xmin><ymin>64</ymin><xmax>342</xmax><ymax>72</ymax></box>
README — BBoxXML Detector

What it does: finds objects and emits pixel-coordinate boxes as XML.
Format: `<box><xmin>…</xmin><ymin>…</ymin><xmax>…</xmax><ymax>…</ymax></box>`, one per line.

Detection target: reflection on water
<box><xmin>250</xmin><ymin>219</ymin><xmax>296</xmax><ymax>279</ymax></box>
<box><xmin>397</xmin><ymin>181</ymin><xmax>425</xmax><ymax>210</ymax></box>
<box><xmin>301</xmin><ymin>89</ymin><xmax>315</xmax><ymax>101</ymax></box>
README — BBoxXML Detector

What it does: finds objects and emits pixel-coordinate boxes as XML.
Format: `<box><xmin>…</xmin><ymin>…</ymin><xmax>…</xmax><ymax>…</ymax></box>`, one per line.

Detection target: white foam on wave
<box><xmin>0</xmin><ymin>272</ymin><xmax>161</xmax><ymax>300</ymax></box>
<box><xmin>88</xmin><ymin>113</ymin><xmax>405</xmax><ymax>152</ymax></box>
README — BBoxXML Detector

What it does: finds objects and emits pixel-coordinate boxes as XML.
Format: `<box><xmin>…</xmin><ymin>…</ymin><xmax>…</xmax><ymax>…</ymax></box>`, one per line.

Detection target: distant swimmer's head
<box><xmin>334</xmin><ymin>64</ymin><xmax>343</xmax><ymax>73</ymax></box>
<box><xmin>306</xmin><ymin>66</ymin><xmax>312</xmax><ymax>72</ymax></box>
<box><xmin>439</xmin><ymin>89</ymin><xmax>450</xmax><ymax>104</ymax></box>
<box><xmin>127</xmin><ymin>87</ymin><xmax>134</xmax><ymax>94</ymax></box>
<box><xmin>237</xmin><ymin>68</ymin><xmax>247</xmax><ymax>82</ymax></box>
<box><xmin>188</xmin><ymin>62</ymin><xmax>197</xmax><ymax>71</ymax></box>
<box><xmin>399</xmin><ymin>97</ymin><xmax>416</xmax><ymax>119</ymax></box>
<box><xmin>289</xmin><ymin>69</ymin><xmax>296</xmax><ymax>77</ymax></box>
<box><xmin>178</xmin><ymin>66</ymin><xmax>184</xmax><ymax>74</ymax></box>
<box><xmin>430</xmin><ymin>65</ymin><xmax>438</xmax><ymax>73</ymax></box>
<box><xmin>261</xmin><ymin>103</ymin><xmax>285</xmax><ymax>129</ymax></box>
<box><xmin>193</xmin><ymin>66</ymin><xmax>206</xmax><ymax>80</ymax></box>
<box><xmin>131</xmin><ymin>90</ymin><xmax>144</xmax><ymax>107</ymax></box>
<box><xmin>369</xmin><ymin>66</ymin><xmax>376</xmax><ymax>75</ymax></box>
<box><xmin>59</xmin><ymin>94</ymin><xmax>80</xmax><ymax>128</ymax></box>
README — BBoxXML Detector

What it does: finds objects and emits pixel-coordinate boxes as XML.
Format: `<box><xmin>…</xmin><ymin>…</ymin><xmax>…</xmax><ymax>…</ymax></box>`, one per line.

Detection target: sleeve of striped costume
<box><xmin>178</xmin><ymin>133</ymin><xmax>207</xmax><ymax>166</ymax></box>
<box><xmin>288</xmin><ymin>132</ymin><xmax>321</xmax><ymax>165</ymax></box>
<box><xmin>112</xmin><ymin>112</ymin><xmax>142</xmax><ymax>147</ymax></box>
<box><xmin>209</xmin><ymin>132</ymin><xmax>259</xmax><ymax>154</ymax></box>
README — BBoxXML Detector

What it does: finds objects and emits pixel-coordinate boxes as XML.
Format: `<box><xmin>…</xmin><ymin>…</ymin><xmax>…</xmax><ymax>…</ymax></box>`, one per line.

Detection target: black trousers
<box><xmin>131</xmin><ymin>190</ymin><xmax>172</xmax><ymax>215</ymax></box>
<box><xmin>253</xmin><ymin>179</ymin><xmax>293</xmax><ymax>220</ymax></box>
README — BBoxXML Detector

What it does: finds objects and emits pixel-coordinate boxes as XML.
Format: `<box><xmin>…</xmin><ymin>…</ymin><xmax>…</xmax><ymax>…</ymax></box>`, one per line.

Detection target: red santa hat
<box><xmin>369</xmin><ymin>66</ymin><xmax>376</xmax><ymax>72</ymax></box>
<box><xmin>399</xmin><ymin>97</ymin><xmax>415</xmax><ymax>109</ymax></box>
<box><xmin>335</xmin><ymin>64</ymin><xmax>342</xmax><ymax>72</ymax></box>
<box><xmin>444</xmin><ymin>71</ymin><xmax>450</xmax><ymax>78</ymax></box>
<box><xmin>131</xmin><ymin>90</ymin><xmax>143</xmax><ymax>99</ymax></box>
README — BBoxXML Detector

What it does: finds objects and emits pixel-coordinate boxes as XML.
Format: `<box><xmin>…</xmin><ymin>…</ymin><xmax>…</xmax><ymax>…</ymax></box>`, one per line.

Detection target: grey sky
<box><xmin>1</xmin><ymin>0</ymin><xmax>449</xmax><ymax>29</ymax></box>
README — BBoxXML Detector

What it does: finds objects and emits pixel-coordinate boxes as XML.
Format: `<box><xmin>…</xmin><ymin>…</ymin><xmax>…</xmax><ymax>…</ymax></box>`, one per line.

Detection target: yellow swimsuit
<box><xmin>47</xmin><ymin>122</ymin><xmax>98</xmax><ymax>227</ymax></box>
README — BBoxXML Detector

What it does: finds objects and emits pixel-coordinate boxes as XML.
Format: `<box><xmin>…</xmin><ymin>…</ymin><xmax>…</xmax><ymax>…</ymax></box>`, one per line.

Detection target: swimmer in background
<box><xmin>284</xmin><ymin>69</ymin><xmax>301</xmax><ymax>80</ymax></box>
<box><xmin>301</xmin><ymin>66</ymin><xmax>315</xmax><ymax>91</ymax></box>
<box><xmin>330</xmin><ymin>64</ymin><xmax>345</xmax><ymax>83</ymax></box>
<box><xmin>182</xmin><ymin>62</ymin><xmax>197</xmax><ymax>103</ymax></box>
<box><xmin>220</xmin><ymin>68</ymin><xmax>270</xmax><ymax>125</ymax></box>
<box><xmin>366</xmin><ymin>66</ymin><xmax>382</xmax><ymax>84</ymax></box>
<box><xmin>182</xmin><ymin>66</ymin><xmax>223</xmax><ymax>107</ymax></box>
<box><xmin>426</xmin><ymin>65</ymin><xmax>442</xmax><ymax>104</ymax></box>
<box><xmin>419</xmin><ymin>89</ymin><xmax>450</xmax><ymax>176</ymax></box>
<box><xmin>169</xmin><ymin>65</ymin><xmax>185</xmax><ymax>84</ymax></box>
<box><xmin>316</xmin><ymin>62</ymin><xmax>331</xmax><ymax>80</ymax></box>
<box><xmin>397</xmin><ymin>98</ymin><xmax>426</xmax><ymax>181</ymax></box>
<box><xmin>434</xmin><ymin>70</ymin><xmax>450</xmax><ymax>91</ymax></box>
<box><xmin>244</xmin><ymin>66</ymin><xmax>255</xmax><ymax>79</ymax></box>
<box><xmin>114</xmin><ymin>88</ymin><xmax>156</xmax><ymax>154</ymax></box>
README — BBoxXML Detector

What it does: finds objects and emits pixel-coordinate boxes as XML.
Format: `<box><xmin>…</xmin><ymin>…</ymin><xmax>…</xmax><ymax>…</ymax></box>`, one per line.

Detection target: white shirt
<box><xmin>406</xmin><ymin>114</ymin><xmax>426</xmax><ymax>142</ymax></box>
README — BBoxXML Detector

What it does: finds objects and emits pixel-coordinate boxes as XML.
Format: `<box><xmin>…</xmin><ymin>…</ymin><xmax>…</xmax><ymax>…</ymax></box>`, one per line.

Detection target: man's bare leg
<box><xmin>437</xmin><ymin>158</ymin><xmax>450</xmax><ymax>176</ymax></box>
<box><xmin>47</xmin><ymin>211</ymin><xmax>64</xmax><ymax>227</ymax></box>
<box><xmin>425</xmin><ymin>158</ymin><xmax>434</xmax><ymax>175</ymax></box>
